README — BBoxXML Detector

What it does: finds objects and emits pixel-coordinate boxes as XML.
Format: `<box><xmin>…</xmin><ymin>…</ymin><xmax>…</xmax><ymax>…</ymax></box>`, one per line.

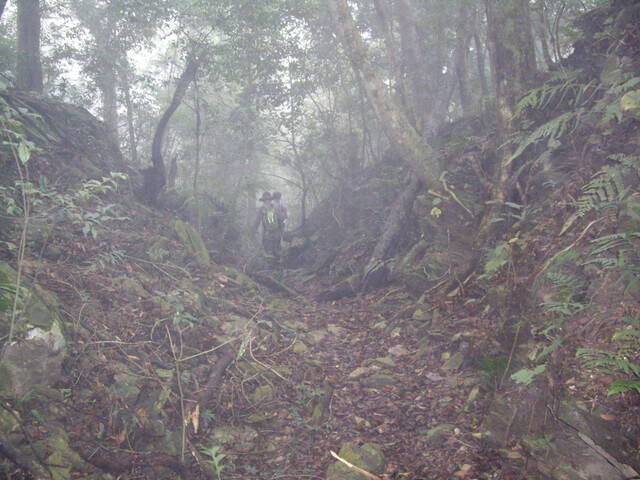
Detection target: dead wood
<box><xmin>196</xmin><ymin>347</ymin><xmax>236</xmax><ymax>406</ymax></box>
<box><xmin>78</xmin><ymin>446</ymin><xmax>200</xmax><ymax>480</ymax></box>
<box><xmin>249</xmin><ymin>273</ymin><xmax>298</xmax><ymax>297</ymax></box>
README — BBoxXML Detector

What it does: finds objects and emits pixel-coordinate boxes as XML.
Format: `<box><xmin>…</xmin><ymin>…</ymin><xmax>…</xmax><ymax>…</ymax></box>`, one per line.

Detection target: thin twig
<box><xmin>248</xmin><ymin>336</ymin><xmax>288</xmax><ymax>382</ymax></box>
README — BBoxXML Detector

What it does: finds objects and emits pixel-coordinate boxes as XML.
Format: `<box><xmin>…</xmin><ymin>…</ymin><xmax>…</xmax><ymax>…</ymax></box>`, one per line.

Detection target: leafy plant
<box><xmin>576</xmin><ymin>318</ymin><xmax>640</xmax><ymax>396</ymax></box>
<box><xmin>528</xmin><ymin>433</ymin><xmax>558</xmax><ymax>457</ymax></box>
<box><xmin>511</xmin><ymin>364</ymin><xmax>546</xmax><ymax>385</ymax></box>
<box><xmin>199</xmin><ymin>444</ymin><xmax>226</xmax><ymax>480</ymax></box>
<box><xmin>86</xmin><ymin>249</ymin><xmax>126</xmax><ymax>271</ymax></box>
<box><xmin>608</xmin><ymin>380</ymin><xmax>640</xmax><ymax>396</ymax></box>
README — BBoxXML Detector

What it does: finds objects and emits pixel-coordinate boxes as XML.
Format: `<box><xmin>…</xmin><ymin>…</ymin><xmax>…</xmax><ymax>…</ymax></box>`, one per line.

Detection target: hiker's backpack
<box><xmin>263</xmin><ymin>207</ymin><xmax>280</xmax><ymax>231</ymax></box>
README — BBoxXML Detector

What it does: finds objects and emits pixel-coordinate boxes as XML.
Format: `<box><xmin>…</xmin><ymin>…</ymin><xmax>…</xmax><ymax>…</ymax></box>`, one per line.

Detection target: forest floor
<box><xmin>12</xmin><ymin>218</ymin><xmax>535</xmax><ymax>480</ymax></box>
<box><xmin>28</xmin><ymin>217</ymin><xmax>537</xmax><ymax>480</ymax></box>
<box><xmin>212</xmin><ymin>280</ymin><xmax>512</xmax><ymax>480</ymax></box>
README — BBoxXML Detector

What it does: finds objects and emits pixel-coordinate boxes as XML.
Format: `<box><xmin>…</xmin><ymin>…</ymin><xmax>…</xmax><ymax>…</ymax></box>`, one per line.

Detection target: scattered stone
<box><xmin>360</xmin><ymin>374</ymin><xmax>396</xmax><ymax>388</ymax></box>
<box><xmin>425</xmin><ymin>424</ymin><xmax>455</xmax><ymax>446</ymax></box>
<box><xmin>326</xmin><ymin>443</ymin><xmax>386</xmax><ymax>480</ymax></box>
<box><xmin>463</xmin><ymin>386</ymin><xmax>481</xmax><ymax>411</ymax></box>
<box><xmin>244</xmin><ymin>412</ymin><xmax>275</xmax><ymax>424</ymax></box>
<box><xmin>390</xmin><ymin>327</ymin><xmax>402</xmax><ymax>338</ymax></box>
<box><xmin>388</xmin><ymin>344</ymin><xmax>410</xmax><ymax>356</ymax></box>
<box><xmin>307</xmin><ymin>329</ymin><xmax>328</xmax><ymax>345</ymax></box>
<box><xmin>328</xmin><ymin>323</ymin><xmax>348</xmax><ymax>336</ymax></box>
<box><xmin>442</xmin><ymin>351</ymin><xmax>464</xmax><ymax>371</ymax></box>
<box><xmin>292</xmin><ymin>341</ymin><xmax>309</xmax><ymax>353</ymax></box>
<box><xmin>423</xmin><ymin>372</ymin><xmax>445</xmax><ymax>382</ymax></box>
<box><xmin>371</xmin><ymin>357</ymin><xmax>396</xmax><ymax>368</ymax></box>
<box><xmin>237</xmin><ymin>361</ymin><xmax>291</xmax><ymax>379</ymax></box>
<box><xmin>349</xmin><ymin>366</ymin><xmax>374</xmax><ymax>378</ymax></box>
<box><xmin>412</xmin><ymin>309</ymin><xmax>431</xmax><ymax>322</ymax></box>
<box><xmin>212</xmin><ymin>425</ymin><xmax>258</xmax><ymax>446</ymax></box>
<box><xmin>111</xmin><ymin>373</ymin><xmax>140</xmax><ymax>400</ymax></box>
<box><xmin>250</xmin><ymin>385</ymin><xmax>274</xmax><ymax>404</ymax></box>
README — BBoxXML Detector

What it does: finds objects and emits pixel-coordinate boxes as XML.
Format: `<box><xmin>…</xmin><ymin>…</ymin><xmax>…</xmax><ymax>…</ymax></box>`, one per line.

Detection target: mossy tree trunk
<box><xmin>16</xmin><ymin>0</ymin><xmax>43</xmax><ymax>93</ymax></box>
<box><xmin>475</xmin><ymin>0</ymin><xmax>538</xmax><ymax>248</ymax></box>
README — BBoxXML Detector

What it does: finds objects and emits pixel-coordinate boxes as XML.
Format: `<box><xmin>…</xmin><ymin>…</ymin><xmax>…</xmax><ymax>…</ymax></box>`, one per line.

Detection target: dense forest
<box><xmin>0</xmin><ymin>0</ymin><xmax>639</xmax><ymax>479</ymax></box>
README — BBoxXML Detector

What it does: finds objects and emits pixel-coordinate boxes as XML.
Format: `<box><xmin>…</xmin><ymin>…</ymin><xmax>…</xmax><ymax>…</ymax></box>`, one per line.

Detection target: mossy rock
<box><xmin>170</xmin><ymin>219</ymin><xmax>210</xmax><ymax>266</ymax></box>
<box><xmin>326</xmin><ymin>443</ymin><xmax>386</xmax><ymax>480</ymax></box>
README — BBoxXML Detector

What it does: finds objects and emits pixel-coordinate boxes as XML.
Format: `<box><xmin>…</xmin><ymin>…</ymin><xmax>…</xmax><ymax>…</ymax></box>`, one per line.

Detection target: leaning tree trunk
<box><xmin>16</xmin><ymin>0</ymin><xmax>43</xmax><ymax>93</ymax></box>
<box><xmin>327</xmin><ymin>0</ymin><xmax>442</xmax><ymax>193</ymax></box>
<box><xmin>143</xmin><ymin>58</ymin><xmax>199</xmax><ymax>205</ymax></box>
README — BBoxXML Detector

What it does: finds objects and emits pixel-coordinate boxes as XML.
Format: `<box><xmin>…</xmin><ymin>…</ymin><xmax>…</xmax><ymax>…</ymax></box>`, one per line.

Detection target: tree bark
<box><xmin>327</xmin><ymin>0</ymin><xmax>442</xmax><ymax>192</ymax></box>
<box><xmin>475</xmin><ymin>0</ymin><xmax>538</xmax><ymax>247</ymax></box>
<box><xmin>122</xmin><ymin>71</ymin><xmax>138</xmax><ymax>165</ymax></box>
<box><xmin>144</xmin><ymin>58</ymin><xmax>199</xmax><ymax>204</ymax></box>
<box><xmin>16</xmin><ymin>0</ymin><xmax>43</xmax><ymax>93</ymax></box>
<box><xmin>394</xmin><ymin>0</ymin><xmax>431</xmax><ymax>129</ymax></box>
<box><xmin>535</xmin><ymin>1</ymin><xmax>554</xmax><ymax>69</ymax></box>
<box><xmin>473</xmin><ymin>31</ymin><xmax>489</xmax><ymax>97</ymax></box>
<box><xmin>371</xmin><ymin>173</ymin><xmax>421</xmax><ymax>262</ymax></box>
<box><xmin>455</xmin><ymin>0</ymin><xmax>474</xmax><ymax>116</ymax></box>
<box><xmin>372</xmin><ymin>0</ymin><xmax>410</xmax><ymax>118</ymax></box>
<box><xmin>101</xmin><ymin>62</ymin><xmax>119</xmax><ymax>140</ymax></box>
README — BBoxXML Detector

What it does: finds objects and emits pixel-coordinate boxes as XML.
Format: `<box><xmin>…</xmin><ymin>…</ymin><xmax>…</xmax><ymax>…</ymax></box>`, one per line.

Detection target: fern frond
<box><xmin>608</xmin><ymin>380</ymin><xmax>640</xmax><ymax>396</ymax></box>
<box><xmin>573</xmin><ymin>165</ymin><xmax>627</xmax><ymax>219</ymax></box>
<box><xmin>508</xmin><ymin>112</ymin><xmax>576</xmax><ymax>164</ymax></box>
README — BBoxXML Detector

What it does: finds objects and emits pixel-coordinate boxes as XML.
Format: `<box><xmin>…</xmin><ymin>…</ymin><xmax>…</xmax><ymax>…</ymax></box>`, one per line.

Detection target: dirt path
<box><xmin>221</xmin><ymin>291</ymin><xmax>507</xmax><ymax>480</ymax></box>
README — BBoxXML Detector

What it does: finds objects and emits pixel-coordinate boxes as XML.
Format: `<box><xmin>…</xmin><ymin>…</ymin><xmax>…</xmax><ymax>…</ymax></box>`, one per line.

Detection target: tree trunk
<box><xmin>16</xmin><ymin>0</ymin><xmax>43</xmax><ymax>93</ymax></box>
<box><xmin>473</xmin><ymin>31</ymin><xmax>489</xmax><ymax>97</ymax></box>
<box><xmin>371</xmin><ymin>173</ymin><xmax>421</xmax><ymax>262</ymax></box>
<box><xmin>167</xmin><ymin>155</ymin><xmax>178</xmax><ymax>188</ymax></box>
<box><xmin>535</xmin><ymin>0</ymin><xmax>554</xmax><ymax>69</ymax></box>
<box><xmin>327</xmin><ymin>0</ymin><xmax>442</xmax><ymax>192</ymax></box>
<box><xmin>144</xmin><ymin>58</ymin><xmax>199</xmax><ymax>205</ymax></box>
<box><xmin>475</xmin><ymin>0</ymin><xmax>537</xmax><ymax>247</ymax></box>
<box><xmin>394</xmin><ymin>0</ymin><xmax>431</xmax><ymax>129</ymax></box>
<box><xmin>192</xmin><ymin>78</ymin><xmax>202</xmax><ymax>232</ymax></box>
<box><xmin>0</xmin><ymin>0</ymin><xmax>8</xmax><ymax>19</ymax></box>
<box><xmin>455</xmin><ymin>0</ymin><xmax>474</xmax><ymax>116</ymax></box>
<box><xmin>122</xmin><ymin>72</ymin><xmax>138</xmax><ymax>165</ymax></box>
<box><xmin>93</xmin><ymin>24</ymin><xmax>119</xmax><ymax>140</ymax></box>
<box><xmin>372</xmin><ymin>0</ymin><xmax>411</xmax><ymax>118</ymax></box>
<box><xmin>101</xmin><ymin>63</ymin><xmax>119</xmax><ymax>141</ymax></box>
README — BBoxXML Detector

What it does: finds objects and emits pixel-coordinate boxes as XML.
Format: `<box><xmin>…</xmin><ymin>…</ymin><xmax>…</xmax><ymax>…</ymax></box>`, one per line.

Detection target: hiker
<box><xmin>252</xmin><ymin>191</ymin><xmax>282</xmax><ymax>259</ymax></box>
<box><xmin>271</xmin><ymin>191</ymin><xmax>288</xmax><ymax>232</ymax></box>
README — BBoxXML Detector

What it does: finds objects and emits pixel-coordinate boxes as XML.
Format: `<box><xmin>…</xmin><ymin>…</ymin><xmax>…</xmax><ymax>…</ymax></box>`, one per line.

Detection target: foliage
<box><xmin>199</xmin><ymin>444</ymin><xmax>226</xmax><ymax>480</ymax></box>
<box><xmin>511</xmin><ymin>364</ymin><xmax>546</xmax><ymax>386</ymax></box>
<box><xmin>3</xmin><ymin>173</ymin><xmax>131</xmax><ymax>239</ymax></box>
<box><xmin>480</xmin><ymin>234</ymin><xmax>526</xmax><ymax>279</ymax></box>
<box><xmin>576</xmin><ymin>317</ymin><xmax>640</xmax><ymax>396</ymax></box>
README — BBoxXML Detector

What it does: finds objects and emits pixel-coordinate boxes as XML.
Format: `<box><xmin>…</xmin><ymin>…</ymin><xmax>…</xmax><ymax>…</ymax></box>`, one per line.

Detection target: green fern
<box><xmin>573</xmin><ymin>166</ymin><xmax>626</xmax><ymax>219</ymax></box>
<box><xmin>608</xmin><ymin>380</ymin><xmax>640</xmax><ymax>396</ymax></box>
<box><xmin>576</xmin><ymin>348</ymin><xmax>640</xmax><ymax>377</ymax></box>
<box><xmin>508</xmin><ymin>111</ymin><xmax>579</xmax><ymax>164</ymax></box>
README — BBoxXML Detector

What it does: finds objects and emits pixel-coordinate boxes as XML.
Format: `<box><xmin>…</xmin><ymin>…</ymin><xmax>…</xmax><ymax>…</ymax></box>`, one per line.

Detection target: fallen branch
<box><xmin>329</xmin><ymin>450</ymin><xmax>382</xmax><ymax>480</ymax></box>
<box><xmin>195</xmin><ymin>347</ymin><xmax>236</xmax><ymax>406</ymax></box>
<box><xmin>440</xmin><ymin>171</ymin><xmax>474</xmax><ymax>218</ymax></box>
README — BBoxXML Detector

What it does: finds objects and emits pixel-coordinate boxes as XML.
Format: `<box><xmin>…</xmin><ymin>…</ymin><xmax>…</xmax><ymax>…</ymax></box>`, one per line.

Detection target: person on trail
<box><xmin>271</xmin><ymin>191</ymin><xmax>288</xmax><ymax>232</ymax></box>
<box><xmin>252</xmin><ymin>191</ymin><xmax>282</xmax><ymax>259</ymax></box>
